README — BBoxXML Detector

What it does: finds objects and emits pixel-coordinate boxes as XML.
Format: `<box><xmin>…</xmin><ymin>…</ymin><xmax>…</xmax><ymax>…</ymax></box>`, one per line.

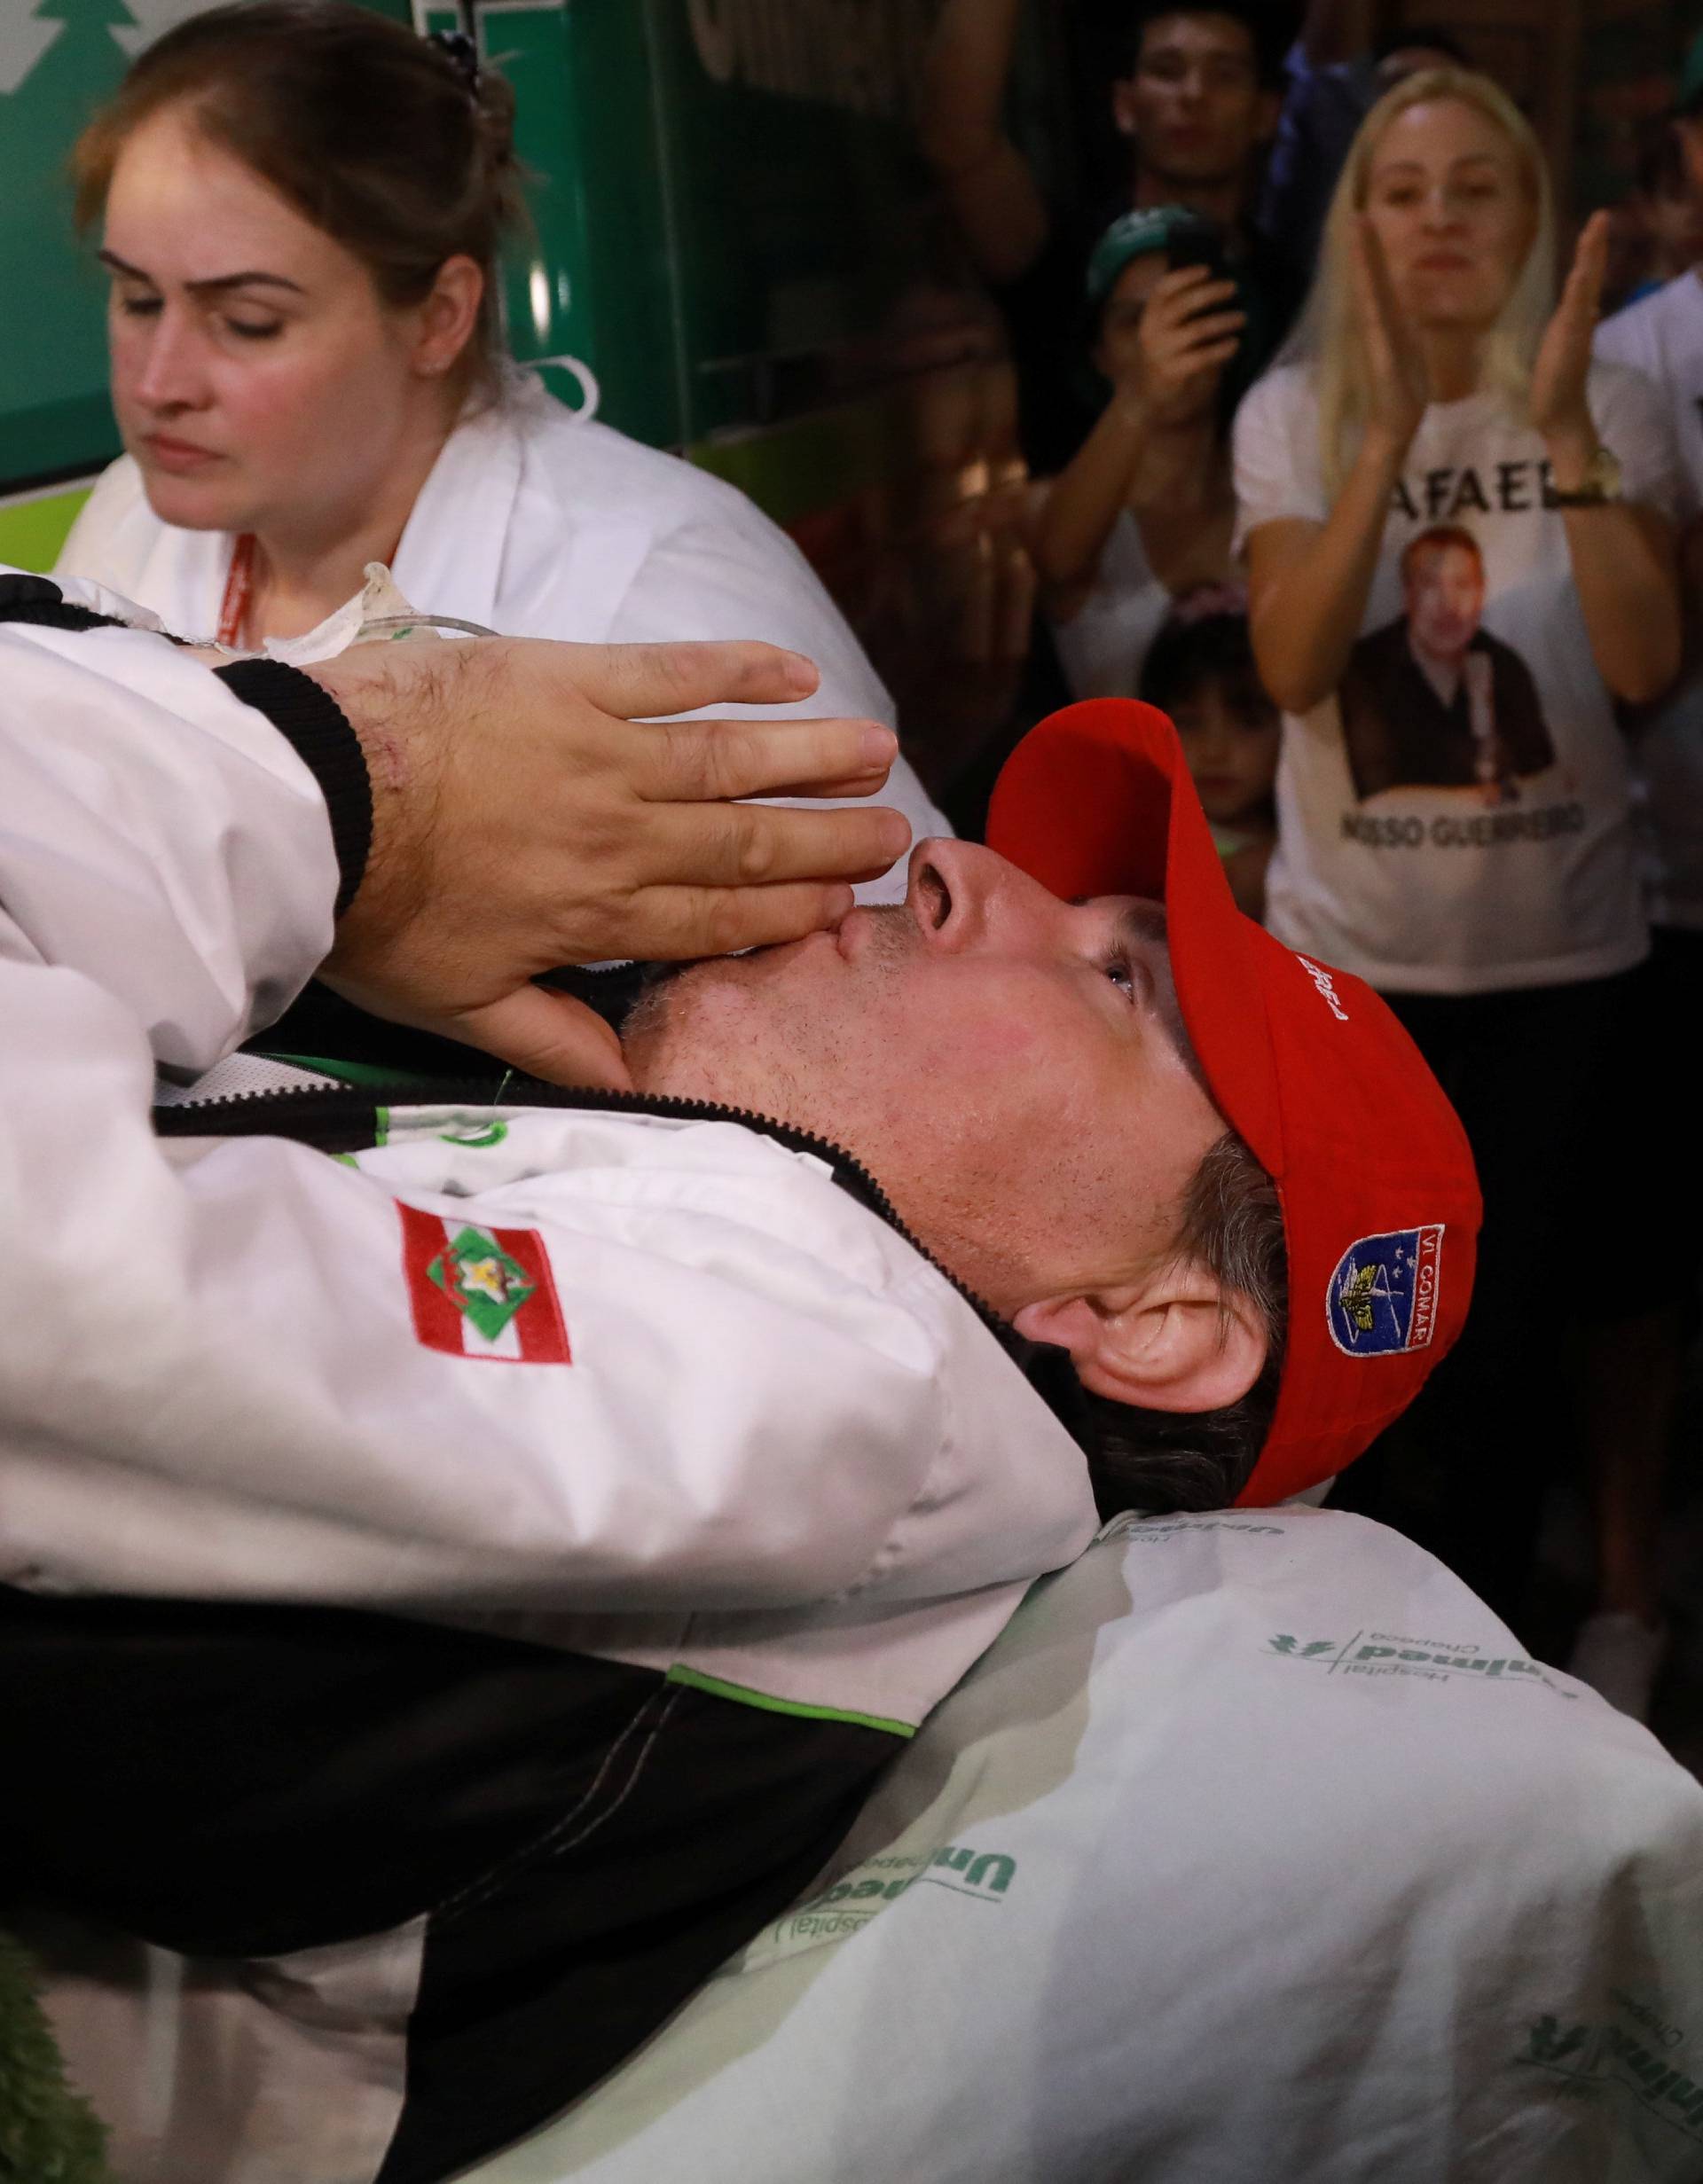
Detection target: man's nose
<box><xmin>905</xmin><ymin>836</ymin><xmax>1072</xmax><ymax>954</ymax></box>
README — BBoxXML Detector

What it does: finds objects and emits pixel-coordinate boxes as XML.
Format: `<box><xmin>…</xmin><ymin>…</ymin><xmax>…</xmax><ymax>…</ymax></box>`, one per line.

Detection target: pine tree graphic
<box><xmin>9</xmin><ymin>0</ymin><xmax>139</xmax><ymax>96</ymax></box>
<box><xmin>0</xmin><ymin>6</ymin><xmax>65</xmax><ymax>98</ymax></box>
<box><xmin>113</xmin><ymin>2</ymin><xmax>232</xmax><ymax>61</ymax></box>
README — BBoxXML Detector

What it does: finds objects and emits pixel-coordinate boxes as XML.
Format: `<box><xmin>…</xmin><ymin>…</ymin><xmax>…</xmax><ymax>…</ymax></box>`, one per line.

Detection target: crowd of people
<box><xmin>916</xmin><ymin>0</ymin><xmax>1703</xmax><ymax>1732</ymax></box>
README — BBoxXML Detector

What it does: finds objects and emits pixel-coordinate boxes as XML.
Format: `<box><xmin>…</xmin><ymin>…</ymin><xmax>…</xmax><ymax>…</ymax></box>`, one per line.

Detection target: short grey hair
<box><xmin>1080</xmin><ymin>1130</ymin><xmax>1288</xmax><ymax>1515</ymax></box>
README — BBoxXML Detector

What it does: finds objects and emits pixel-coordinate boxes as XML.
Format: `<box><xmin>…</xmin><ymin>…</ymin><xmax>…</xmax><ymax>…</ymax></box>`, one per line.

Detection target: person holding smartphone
<box><xmin>920</xmin><ymin>1</ymin><xmax>1287</xmax><ymax>475</ymax></box>
<box><xmin>1033</xmin><ymin>205</ymin><xmax>1250</xmax><ymax>701</ymax></box>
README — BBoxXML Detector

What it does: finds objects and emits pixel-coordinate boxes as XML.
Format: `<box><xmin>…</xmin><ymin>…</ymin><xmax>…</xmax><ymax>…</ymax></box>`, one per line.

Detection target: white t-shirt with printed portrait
<box><xmin>1594</xmin><ymin>270</ymin><xmax>1703</xmax><ymax>931</ymax></box>
<box><xmin>1232</xmin><ymin>359</ymin><xmax>1680</xmax><ymax>992</ymax></box>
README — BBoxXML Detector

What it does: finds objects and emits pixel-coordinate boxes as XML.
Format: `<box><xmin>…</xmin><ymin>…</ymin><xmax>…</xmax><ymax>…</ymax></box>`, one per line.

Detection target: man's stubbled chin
<box><xmin>619</xmin><ymin>908</ymin><xmax>914</xmax><ymax>1111</ymax></box>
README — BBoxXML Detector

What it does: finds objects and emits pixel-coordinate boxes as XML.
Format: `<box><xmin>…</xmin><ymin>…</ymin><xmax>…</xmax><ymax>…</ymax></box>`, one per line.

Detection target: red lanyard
<box><xmin>216</xmin><ymin>533</ymin><xmax>256</xmax><ymax>648</ymax></box>
<box><xmin>215</xmin><ymin>530</ymin><xmax>406</xmax><ymax>647</ymax></box>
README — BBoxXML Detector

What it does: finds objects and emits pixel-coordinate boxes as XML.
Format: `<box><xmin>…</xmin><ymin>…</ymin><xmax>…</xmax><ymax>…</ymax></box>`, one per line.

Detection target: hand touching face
<box><xmin>306</xmin><ymin>635</ymin><xmax>910</xmax><ymax>1088</ymax></box>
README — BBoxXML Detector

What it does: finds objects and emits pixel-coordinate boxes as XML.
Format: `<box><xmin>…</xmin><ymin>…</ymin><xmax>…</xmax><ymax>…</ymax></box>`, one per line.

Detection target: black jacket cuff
<box><xmin>0</xmin><ymin>572</ymin><xmax>135</xmax><ymax>633</ymax></box>
<box><xmin>215</xmin><ymin>658</ymin><xmax>373</xmax><ymax>920</ymax></box>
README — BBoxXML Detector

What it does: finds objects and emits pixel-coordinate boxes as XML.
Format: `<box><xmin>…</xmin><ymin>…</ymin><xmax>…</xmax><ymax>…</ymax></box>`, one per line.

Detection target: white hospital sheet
<box><xmin>474</xmin><ymin>1508</ymin><xmax>1703</xmax><ymax>2184</ymax></box>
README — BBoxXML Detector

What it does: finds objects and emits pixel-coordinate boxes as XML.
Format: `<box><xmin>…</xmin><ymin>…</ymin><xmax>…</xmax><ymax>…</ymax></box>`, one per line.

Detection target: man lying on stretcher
<box><xmin>0</xmin><ymin>586</ymin><xmax>1477</xmax><ymax>2180</ymax></box>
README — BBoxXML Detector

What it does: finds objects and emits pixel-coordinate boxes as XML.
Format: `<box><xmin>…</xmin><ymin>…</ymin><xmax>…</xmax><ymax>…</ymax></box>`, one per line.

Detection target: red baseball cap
<box><xmin>986</xmin><ymin>699</ymin><xmax>1480</xmax><ymax>1507</ymax></box>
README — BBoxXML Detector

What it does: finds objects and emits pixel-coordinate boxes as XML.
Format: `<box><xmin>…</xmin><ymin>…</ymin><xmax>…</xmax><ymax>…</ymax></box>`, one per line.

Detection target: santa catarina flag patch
<box><xmin>398</xmin><ymin>1203</ymin><xmax>571</xmax><ymax>1363</ymax></box>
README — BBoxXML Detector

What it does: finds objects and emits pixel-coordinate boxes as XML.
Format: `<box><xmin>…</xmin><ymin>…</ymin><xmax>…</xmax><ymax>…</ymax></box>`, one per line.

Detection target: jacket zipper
<box><xmin>155</xmin><ymin>1072</ymin><xmax>1091</xmax><ymax>1446</ymax></box>
<box><xmin>154</xmin><ymin>1075</ymin><xmax>1008</xmax><ymax>1340</ymax></box>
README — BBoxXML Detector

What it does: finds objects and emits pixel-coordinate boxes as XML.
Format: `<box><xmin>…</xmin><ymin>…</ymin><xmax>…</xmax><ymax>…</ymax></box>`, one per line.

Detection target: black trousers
<box><xmin>0</xmin><ymin>1587</ymin><xmax>897</xmax><ymax>2181</ymax></box>
<box><xmin>1330</xmin><ymin>967</ymin><xmax>1638</xmax><ymax>1632</ymax></box>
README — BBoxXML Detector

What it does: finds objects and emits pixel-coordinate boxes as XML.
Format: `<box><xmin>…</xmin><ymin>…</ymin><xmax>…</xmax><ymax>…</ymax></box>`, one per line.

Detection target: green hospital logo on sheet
<box><xmin>734</xmin><ymin>1842</ymin><xmax>1020</xmax><ymax>1972</ymax></box>
<box><xmin>1513</xmin><ymin>1993</ymin><xmax>1703</xmax><ymax>2147</ymax></box>
<box><xmin>1264</xmin><ymin>1629</ymin><xmax>1579</xmax><ymax>1696</ymax></box>
<box><xmin>1105</xmin><ymin>1514</ymin><xmax>1285</xmax><ymax>1543</ymax></box>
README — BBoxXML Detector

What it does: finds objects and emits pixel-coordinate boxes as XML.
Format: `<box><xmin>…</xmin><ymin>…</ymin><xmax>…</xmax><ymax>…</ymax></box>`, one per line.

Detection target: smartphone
<box><xmin>1165</xmin><ymin>215</ymin><xmax>1230</xmax><ymax>286</ymax></box>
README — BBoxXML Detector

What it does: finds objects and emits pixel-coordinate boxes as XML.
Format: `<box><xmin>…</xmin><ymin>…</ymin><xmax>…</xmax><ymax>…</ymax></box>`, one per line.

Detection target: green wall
<box><xmin>0</xmin><ymin>483</ymin><xmax>90</xmax><ymax>570</ymax></box>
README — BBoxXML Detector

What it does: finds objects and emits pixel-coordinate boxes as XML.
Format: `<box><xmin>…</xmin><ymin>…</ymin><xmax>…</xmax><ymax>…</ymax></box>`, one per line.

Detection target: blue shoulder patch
<box><xmin>1326</xmin><ymin>1225</ymin><xmax>1445</xmax><ymax>1357</ymax></box>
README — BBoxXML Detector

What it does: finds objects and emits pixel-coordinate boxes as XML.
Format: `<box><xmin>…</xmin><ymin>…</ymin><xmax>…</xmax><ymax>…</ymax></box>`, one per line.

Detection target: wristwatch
<box><xmin>1548</xmin><ymin>442</ymin><xmax>1622</xmax><ymax>508</ymax></box>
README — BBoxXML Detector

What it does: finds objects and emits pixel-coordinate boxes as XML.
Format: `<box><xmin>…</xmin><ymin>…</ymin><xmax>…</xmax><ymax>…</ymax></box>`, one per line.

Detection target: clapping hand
<box><xmin>1351</xmin><ymin>216</ymin><xmax>1429</xmax><ymax>455</ymax></box>
<box><xmin>1531</xmin><ymin>210</ymin><xmax>1610</xmax><ymax>450</ymax></box>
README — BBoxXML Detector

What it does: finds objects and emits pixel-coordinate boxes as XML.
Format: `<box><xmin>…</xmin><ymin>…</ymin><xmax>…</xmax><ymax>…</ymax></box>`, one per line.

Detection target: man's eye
<box><xmin>225</xmin><ymin>319</ymin><xmax>283</xmax><ymax>341</ymax></box>
<box><xmin>1103</xmin><ymin>952</ymin><xmax>1136</xmax><ymax>998</ymax></box>
<box><xmin>116</xmin><ymin>294</ymin><xmax>161</xmax><ymax>318</ymax></box>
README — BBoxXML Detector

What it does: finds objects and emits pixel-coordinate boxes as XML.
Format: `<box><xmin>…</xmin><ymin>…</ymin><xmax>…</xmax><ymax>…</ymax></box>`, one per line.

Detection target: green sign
<box><xmin>474</xmin><ymin>0</ymin><xmax>679</xmax><ymax>448</ymax></box>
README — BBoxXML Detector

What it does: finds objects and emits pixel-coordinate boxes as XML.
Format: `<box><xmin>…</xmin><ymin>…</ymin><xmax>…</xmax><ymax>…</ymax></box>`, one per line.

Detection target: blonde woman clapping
<box><xmin>1231</xmin><ymin>69</ymin><xmax>1683</xmax><ymax>1633</ymax></box>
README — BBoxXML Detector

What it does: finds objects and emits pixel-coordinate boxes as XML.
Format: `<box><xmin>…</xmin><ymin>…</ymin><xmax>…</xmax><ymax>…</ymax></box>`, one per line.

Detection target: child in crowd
<box><xmin>1138</xmin><ymin>585</ymin><xmax>1279</xmax><ymax>918</ymax></box>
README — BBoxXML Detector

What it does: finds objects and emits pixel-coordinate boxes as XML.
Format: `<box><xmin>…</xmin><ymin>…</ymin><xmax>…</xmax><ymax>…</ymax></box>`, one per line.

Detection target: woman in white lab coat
<box><xmin>57</xmin><ymin>0</ymin><xmax>947</xmax><ymax>893</ymax></box>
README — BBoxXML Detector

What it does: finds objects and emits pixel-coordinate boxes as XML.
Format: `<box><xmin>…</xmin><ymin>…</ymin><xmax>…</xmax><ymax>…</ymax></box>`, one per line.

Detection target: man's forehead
<box><xmin>1138</xmin><ymin>12</ymin><xmax>1257</xmax><ymax>61</ymax></box>
<box><xmin>1071</xmin><ymin>893</ymin><xmax>1167</xmax><ymax>943</ymax></box>
<box><xmin>1110</xmin><ymin>896</ymin><xmax>1168</xmax><ymax>950</ymax></box>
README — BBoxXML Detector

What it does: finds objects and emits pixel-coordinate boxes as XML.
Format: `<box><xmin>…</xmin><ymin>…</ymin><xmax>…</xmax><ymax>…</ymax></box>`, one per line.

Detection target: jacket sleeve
<box><xmin>0</xmin><ymin>599</ymin><xmax>959</xmax><ymax>1616</ymax></box>
<box><xmin>0</xmin><ymin>591</ymin><xmax>345</xmax><ymax>1069</ymax></box>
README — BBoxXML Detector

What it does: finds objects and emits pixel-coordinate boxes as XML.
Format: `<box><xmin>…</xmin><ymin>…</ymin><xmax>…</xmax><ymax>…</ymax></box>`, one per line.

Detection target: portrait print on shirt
<box><xmin>1231</xmin><ymin>359</ymin><xmax>1681</xmax><ymax>994</ymax></box>
<box><xmin>1338</xmin><ymin>526</ymin><xmax>1555</xmax><ymax>802</ymax></box>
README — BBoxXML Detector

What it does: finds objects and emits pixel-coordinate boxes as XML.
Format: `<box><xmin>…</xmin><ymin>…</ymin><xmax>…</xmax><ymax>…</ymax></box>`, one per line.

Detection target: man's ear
<box><xmin>413</xmin><ymin>253</ymin><xmax>484</xmax><ymax>379</ymax></box>
<box><xmin>1110</xmin><ymin>76</ymin><xmax>1140</xmax><ymax>141</ymax></box>
<box><xmin>1255</xmin><ymin>86</ymin><xmax>1283</xmax><ymax>146</ymax></box>
<box><xmin>1012</xmin><ymin>1264</ymin><xmax>1267</xmax><ymax>1415</ymax></box>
